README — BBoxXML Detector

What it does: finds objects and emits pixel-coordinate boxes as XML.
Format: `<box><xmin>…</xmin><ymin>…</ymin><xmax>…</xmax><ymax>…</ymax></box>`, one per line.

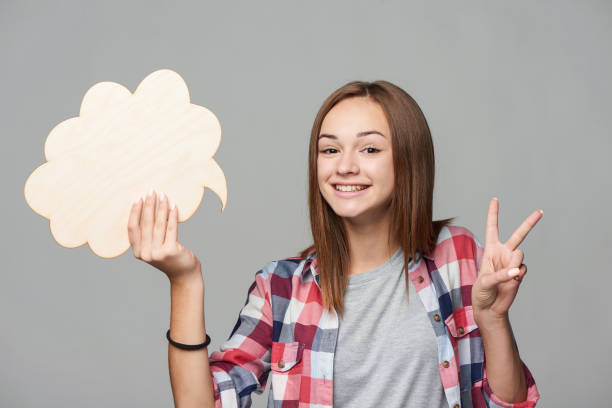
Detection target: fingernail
<box><xmin>170</xmin><ymin>201</ymin><xmax>176</xmax><ymax>210</ymax></box>
<box><xmin>508</xmin><ymin>268</ymin><xmax>520</xmax><ymax>277</ymax></box>
<box><xmin>539</xmin><ymin>209</ymin><xmax>543</xmax><ymax>215</ymax></box>
<box><xmin>159</xmin><ymin>192</ymin><xmax>166</xmax><ymax>201</ymax></box>
<box><xmin>148</xmin><ymin>188</ymin><xmax>153</xmax><ymax>197</ymax></box>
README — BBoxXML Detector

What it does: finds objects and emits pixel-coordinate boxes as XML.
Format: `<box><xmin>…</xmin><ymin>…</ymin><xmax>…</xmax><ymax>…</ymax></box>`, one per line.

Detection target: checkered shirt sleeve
<box><xmin>208</xmin><ymin>264</ymin><xmax>274</xmax><ymax>408</ymax></box>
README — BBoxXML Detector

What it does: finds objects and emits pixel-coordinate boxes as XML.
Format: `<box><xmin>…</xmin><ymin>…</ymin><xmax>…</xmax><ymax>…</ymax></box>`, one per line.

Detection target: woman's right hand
<box><xmin>127</xmin><ymin>188</ymin><xmax>202</xmax><ymax>285</ymax></box>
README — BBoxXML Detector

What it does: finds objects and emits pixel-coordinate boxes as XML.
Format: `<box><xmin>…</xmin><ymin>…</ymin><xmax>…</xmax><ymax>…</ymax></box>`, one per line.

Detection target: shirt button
<box><xmin>443</xmin><ymin>360</ymin><xmax>450</xmax><ymax>368</ymax></box>
<box><xmin>433</xmin><ymin>314</ymin><xmax>441</xmax><ymax>322</ymax></box>
<box><xmin>458</xmin><ymin>326</ymin><xmax>465</xmax><ymax>334</ymax></box>
<box><xmin>417</xmin><ymin>276</ymin><xmax>424</xmax><ymax>283</ymax></box>
<box><xmin>278</xmin><ymin>360</ymin><xmax>285</xmax><ymax>369</ymax></box>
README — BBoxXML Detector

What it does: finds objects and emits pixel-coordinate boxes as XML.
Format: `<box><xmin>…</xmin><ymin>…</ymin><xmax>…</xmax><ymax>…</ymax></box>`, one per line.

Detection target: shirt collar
<box><xmin>301</xmin><ymin>248</ymin><xmax>434</xmax><ymax>283</ymax></box>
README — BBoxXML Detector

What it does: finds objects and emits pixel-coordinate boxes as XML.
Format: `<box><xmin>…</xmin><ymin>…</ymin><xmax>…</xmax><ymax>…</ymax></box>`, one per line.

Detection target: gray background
<box><xmin>2</xmin><ymin>0</ymin><xmax>610</xmax><ymax>406</ymax></box>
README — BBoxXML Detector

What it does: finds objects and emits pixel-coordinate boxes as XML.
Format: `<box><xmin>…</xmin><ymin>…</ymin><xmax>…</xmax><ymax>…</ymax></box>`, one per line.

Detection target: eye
<box><xmin>320</xmin><ymin>148</ymin><xmax>338</xmax><ymax>154</ymax></box>
<box><xmin>363</xmin><ymin>146</ymin><xmax>380</xmax><ymax>154</ymax></box>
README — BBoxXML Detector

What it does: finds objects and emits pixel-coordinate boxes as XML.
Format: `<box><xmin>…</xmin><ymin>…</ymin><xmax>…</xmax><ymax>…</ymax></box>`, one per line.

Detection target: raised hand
<box><xmin>472</xmin><ymin>197</ymin><xmax>543</xmax><ymax>324</ymax></box>
<box><xmin>127</xmin><ymin>188</ymin><xmax>202</xmax><ymax>285</ymax></box>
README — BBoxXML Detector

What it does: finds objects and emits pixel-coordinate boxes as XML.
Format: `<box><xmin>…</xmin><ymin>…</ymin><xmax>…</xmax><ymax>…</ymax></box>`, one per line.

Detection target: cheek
<box><xmin>371</xmin><ymin>158</ymin><xmax>395</xmax><ymax>189</ymax></box>
<box><xmin>317</xmin><ymin>159</ymin><xmax>332</xmax><ymax>182</ymax></box>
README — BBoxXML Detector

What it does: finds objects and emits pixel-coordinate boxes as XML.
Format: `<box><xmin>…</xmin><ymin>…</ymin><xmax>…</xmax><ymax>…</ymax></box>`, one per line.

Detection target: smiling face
<box><xmin>317</xmin><ymin>96</ymin><xmax>395</xmax><ymax>225</ymax></box>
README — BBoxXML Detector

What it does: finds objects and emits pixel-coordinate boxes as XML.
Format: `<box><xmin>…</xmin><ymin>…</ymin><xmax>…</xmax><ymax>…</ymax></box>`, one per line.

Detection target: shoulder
<box><xmin>255</xmin><ymin>256</ymin><xmax>308</xmax><ymax>280</ymax></box>
<box><xmin>427</xmin><ymin>225</ymin><xmax>484</xmax><ymax>289</ymax></box>
<box><xmin>252</xmin><ymin>255</ymin><xmax>312</xmax><ymax>297</ymax></box>
<box><xmin>429</xmin><ymin>224</ymin><xmax>483</xmax><ymax>264</ymax></box>
<box><xmin>250</xmin><ymin>256</ymin><xmax>314</xmax><ymax>315</ymax></box>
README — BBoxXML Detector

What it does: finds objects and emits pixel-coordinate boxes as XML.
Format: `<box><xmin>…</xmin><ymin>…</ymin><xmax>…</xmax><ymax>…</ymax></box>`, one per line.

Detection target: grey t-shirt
<box><xmin>333</xmin><ymin>248</ymin><xmax>447</xmax><ymax>408</ymax></box>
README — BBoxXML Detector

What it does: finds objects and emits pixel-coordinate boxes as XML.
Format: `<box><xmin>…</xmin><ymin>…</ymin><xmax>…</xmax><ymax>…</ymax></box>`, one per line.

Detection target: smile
<box><xmin>334</xmin><ymin>185</ymin><xmax>369</xmax><ymax>192</ymax></box>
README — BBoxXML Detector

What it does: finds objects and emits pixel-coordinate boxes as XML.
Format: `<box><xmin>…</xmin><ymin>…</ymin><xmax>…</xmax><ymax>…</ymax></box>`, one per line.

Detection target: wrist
<box><xmin>474</xmin><ymin>309</ymin><xmax>510</xmax><ymax>330</ymax></box>
<box><xmin>169</xmin><ymin>268</ymin><xmax>204</xmax><ymax>288</ymax></box>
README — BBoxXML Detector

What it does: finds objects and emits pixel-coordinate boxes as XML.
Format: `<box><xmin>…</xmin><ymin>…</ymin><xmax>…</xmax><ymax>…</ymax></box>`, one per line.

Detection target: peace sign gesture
<box><xmin>472</xmin><ymin>197</ymin><xmax>543</xmax><ymax>325</ymax></box>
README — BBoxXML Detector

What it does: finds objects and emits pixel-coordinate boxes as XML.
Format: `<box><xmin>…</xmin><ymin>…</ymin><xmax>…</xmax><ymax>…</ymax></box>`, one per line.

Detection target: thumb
<box><xmin>493</xmin><ymin>250</ymin><xmax>524</xmax><ymax>284</ymax></box>
<box><xmin>481</xmin><ymin>266</ymin><xmax>521</xmax><ymax>289</ymax></box>
<box><xmin>479</xmin><ymin>251</ymin><xmax>522</xmax><ymax>289</ymax></box>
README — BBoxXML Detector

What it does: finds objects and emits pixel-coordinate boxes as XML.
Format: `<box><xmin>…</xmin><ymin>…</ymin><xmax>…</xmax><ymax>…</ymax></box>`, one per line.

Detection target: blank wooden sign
<box><xmin>24</xmin><ymin>69</ymin><xmax>227</xmax><ymax>258</ymax></box>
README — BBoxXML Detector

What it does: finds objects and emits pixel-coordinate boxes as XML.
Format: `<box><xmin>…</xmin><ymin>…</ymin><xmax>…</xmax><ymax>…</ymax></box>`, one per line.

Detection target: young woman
<box><xmin>128</xmin><ymin>81</ymin><xmax>542</xmax><ymax>408</ymax></box>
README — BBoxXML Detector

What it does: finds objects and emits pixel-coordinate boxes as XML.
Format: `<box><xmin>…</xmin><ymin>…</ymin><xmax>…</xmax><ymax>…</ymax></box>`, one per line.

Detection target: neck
<box><xmin>343</xmin><ymin>209</ymin><xmax>400</xmax><ymax>275</ymax></box>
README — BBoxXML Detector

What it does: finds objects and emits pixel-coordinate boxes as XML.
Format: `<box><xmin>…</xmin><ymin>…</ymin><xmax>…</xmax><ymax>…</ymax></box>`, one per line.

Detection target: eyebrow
<box><xmin>318</xmin><ymin>130</ymin><xmax>386</xmax><ymax>140</ymax></box>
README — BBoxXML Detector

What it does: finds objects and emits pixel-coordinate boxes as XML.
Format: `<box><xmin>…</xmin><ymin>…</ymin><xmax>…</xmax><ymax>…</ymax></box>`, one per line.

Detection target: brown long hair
<box><xmin>299</xmin><ymin>80</ymin><xmax>454</xmax><ymax>317</ymax></box>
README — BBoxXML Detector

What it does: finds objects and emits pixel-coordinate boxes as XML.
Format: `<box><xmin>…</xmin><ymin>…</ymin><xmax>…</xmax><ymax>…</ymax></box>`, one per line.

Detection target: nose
<box><xmin>337</xmin><ymin>150</ymin><xmax>359</xmax><ymax>175</ymax></box>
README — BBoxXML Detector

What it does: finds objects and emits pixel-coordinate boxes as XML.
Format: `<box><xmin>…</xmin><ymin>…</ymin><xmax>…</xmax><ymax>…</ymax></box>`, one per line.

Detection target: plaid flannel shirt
<box><xmin>208</xmin><ymin>225</ymin><xmax>541</xmax><ymax>407</ymax></box>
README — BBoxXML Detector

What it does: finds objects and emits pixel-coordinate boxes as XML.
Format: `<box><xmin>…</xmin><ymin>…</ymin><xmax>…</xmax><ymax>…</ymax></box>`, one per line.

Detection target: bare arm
<box><xmin>471</xmin><ymin>198</ymin><xmax>543</xmax><ymax>404</ymax></box>
<box><xmin>168</xmin><ymin>271</ymin><xmax>216</xmax><ymax>408</ymax></box>
<box><xmin>478</xmin><ymin>315</ymin><xmax>527</xmax><ymax>402</ymax></box>
<box><xmin>127</xmin><ymin>190</ymin><xmax>217</xmax><ymax>407</ymax></box>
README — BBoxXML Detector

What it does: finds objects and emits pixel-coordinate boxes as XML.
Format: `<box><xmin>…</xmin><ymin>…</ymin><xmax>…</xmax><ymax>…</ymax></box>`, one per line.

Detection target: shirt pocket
<box><xmin>271</xmin><ymin>340</ymin><xmax>305</xmax><ymax>372</ymax></box>
<box><xmin>444</xmin><ymin>306</ymin><xmax>481</xmax><ymax>393</ymax></box>
<box><xmin>270</xmin><ymin>341</ymin><xmax>305</xmax><ymax>401</ymax></box>
<box><xmin>444</xmin><ymin>305</ymin><xmax>478</xmax><ymax>338</ymax></box>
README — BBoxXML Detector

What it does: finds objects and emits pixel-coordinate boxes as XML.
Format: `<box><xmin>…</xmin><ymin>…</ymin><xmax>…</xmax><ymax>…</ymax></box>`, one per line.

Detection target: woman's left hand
<box><xmin>472</xmin><ymin>197</ymin><xmax>543</xmax><ymax>325</ymax></box>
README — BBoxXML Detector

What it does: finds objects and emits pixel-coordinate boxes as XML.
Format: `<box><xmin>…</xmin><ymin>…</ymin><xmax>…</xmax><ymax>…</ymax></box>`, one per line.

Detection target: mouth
<box><xmin>333</xmin><ymin>184</ymin><xmax>371</xmax><ymax>193</ymax></box>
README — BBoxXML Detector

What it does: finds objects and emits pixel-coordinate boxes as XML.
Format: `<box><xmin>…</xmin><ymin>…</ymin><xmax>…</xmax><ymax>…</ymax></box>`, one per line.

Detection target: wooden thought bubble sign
<box><xmin>24</xmin><ymin>69</ymin><xmax>227</xmax><ymax>259</ymax></box>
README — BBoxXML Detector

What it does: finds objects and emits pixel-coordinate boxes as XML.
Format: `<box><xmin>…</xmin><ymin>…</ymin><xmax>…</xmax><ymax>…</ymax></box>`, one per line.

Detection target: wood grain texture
<box><xmin>24</xmin><ymin>69</ymin><xmax>227</xmax><ymax>258</ymax></box>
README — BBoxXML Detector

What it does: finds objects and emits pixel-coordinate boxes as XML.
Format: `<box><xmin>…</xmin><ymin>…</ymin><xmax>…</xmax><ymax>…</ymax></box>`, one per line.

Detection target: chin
<box><xmin>327</xmin><ymin>203</ymin><xmax>374</xmax><ymax>221</ymax></box>
<box><xmin>325</xmin><ymin>197</ymin><xmax>392</xmax><ymax>224</ymax></box>
<box><xmin>332</xmin><ymin>209</ymin><xmax>363</xmax><ymax>219</ymax></box>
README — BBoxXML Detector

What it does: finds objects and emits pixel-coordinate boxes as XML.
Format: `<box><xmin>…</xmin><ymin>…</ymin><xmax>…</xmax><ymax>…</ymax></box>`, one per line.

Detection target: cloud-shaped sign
<box><xmin>24</xmin><ymin>69</ymin><xmax>227</xmax><ymax>258</ymax></box>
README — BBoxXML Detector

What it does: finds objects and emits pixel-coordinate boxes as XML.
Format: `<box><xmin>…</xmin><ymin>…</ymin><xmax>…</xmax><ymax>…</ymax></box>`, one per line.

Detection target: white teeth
<box><xmin>335</xmin><ymin>185</ymin><xmax>368</xmax><ymax>192</ymax></box>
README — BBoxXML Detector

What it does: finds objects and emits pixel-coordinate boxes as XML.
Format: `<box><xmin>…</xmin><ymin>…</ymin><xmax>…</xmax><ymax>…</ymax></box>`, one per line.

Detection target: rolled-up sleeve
<box><xmin>481</xmin><ymin>360</ymin><xmax>540</xmax><ymax>407</ymax></box>
<box><xmin>208</xmin><ymin>264</ymin><xmax>274</xmax><ymax>408</ymax></box>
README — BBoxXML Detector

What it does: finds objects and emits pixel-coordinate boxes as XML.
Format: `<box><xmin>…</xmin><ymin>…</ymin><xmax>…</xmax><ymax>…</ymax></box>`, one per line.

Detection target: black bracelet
<box><xmin>166</xmin><ymin>329</ymin><xmax>211</xmax><ymax>350</ymax></box>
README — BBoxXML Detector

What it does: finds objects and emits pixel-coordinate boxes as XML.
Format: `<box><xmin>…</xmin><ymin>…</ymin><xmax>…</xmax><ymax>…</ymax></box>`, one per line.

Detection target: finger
<box><xmin>503</xmin><ymin>253</ymin><xmax>526</xmax><ymax>283</ymax></box>
<box><xmin>127</xmin><ymin>197</ymin><xmax>143</xmax><ymax>255</ymax></box>
<box><xmin>499</xmin><ymin>249</ymin><xmax>523</xmax><ymax>276</ymax></box>
<box><xmin>494</xmin><ymin>265</ymin><xmax>522</xmax><ymax>285</ymax></box>
<box><xmin>164</xmin><ymin>199</ymin><xmax>178</xmax><ymax>246</ymax></box>
<box><xmin>140</xmin><ymin>188</ymin><xmax>156</xmax><ymax>258</ymax></box>
<box><xmin>482</xmin><ymin>253</ymin><xmax>525</xmax><ymax>288</ymax></box>
<box><xmin>153</xmin><ymin>191</ymin><xmax>169</xmax><ymax>250</ymax></box>
<box><xmin>485</xmin><ymin>197</ymin><xmax>500</xmax><ymax>247</ymax></box>
<box><xmin>505</xmin><ymin>209</ymin><xmax>543</xmax><ymax>250</ymax></box>
<box><xmin>512</xmin><ymin>249</ymin><xmax>524</xmax><ymax>267</ymax></box>
<box><xmin>478</xmin><ymin>256</ymin><xmax>499</xmax><ymax>291</ymax></box>
<box><xmin>513</xmin><ymin>263</ymin><xmax>527</xmax><ymax>282</ymax></box>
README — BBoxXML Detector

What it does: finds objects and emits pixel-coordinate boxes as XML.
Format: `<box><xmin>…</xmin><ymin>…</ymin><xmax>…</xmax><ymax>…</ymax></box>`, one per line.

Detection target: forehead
<box><xmin>320</xmin><ymin>97</ymin><xmax>390</xmax><ymax>136</ymax></box>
